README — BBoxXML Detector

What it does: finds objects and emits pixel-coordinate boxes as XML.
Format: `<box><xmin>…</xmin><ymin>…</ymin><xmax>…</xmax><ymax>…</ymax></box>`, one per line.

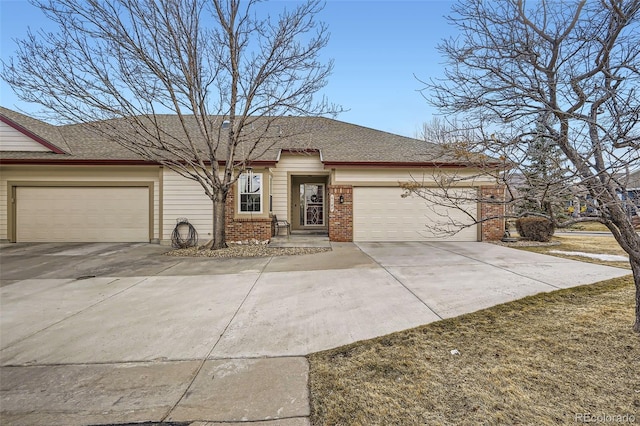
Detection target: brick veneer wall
<box><xmin>480</xmin><ymin>185</ymin><xmax>506</xmax><ymax>241</ymax></box>
<box><xmin>328</xmin><ymin>185</ymin><xmax>353</xmax><ymax>242</ymax></box>
<box><xmin>224</xmin><ymin>190</ymin><xmax>272</xmax><ymax>242</ymax></box>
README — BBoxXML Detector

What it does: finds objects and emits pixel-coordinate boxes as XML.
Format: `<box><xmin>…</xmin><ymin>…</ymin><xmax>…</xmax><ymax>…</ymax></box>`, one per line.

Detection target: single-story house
<box><xmin>0</xmin><ymin>106</ymin><xmax>505</xmax><ymax>244</ymax></box>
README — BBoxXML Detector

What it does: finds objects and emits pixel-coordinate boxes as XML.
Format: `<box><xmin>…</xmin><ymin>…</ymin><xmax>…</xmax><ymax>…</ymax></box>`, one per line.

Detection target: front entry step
<box><xmin>270</xmin><ymin>233</ymin><xmax>330</xmax><ymax>248</ymax></box>
<box><xmin>291</xmin><ymin>230</ymin><xmax>328</xmax><ymax>236</ymax></box>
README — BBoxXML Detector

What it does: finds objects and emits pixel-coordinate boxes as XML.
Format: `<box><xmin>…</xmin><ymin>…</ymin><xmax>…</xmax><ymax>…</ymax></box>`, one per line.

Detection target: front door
<box><xmin>300</xmin><ymin>183</ymin><xmax>325</xmax><ymax>226</ymax></box>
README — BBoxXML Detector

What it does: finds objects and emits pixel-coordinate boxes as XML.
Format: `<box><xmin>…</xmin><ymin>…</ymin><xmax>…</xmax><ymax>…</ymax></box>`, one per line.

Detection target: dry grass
<box><xmin>515</xmin><ymin>234</ymin><xmax>630</xmax><ymax>269</ymax></box>
<box><xmin>308</xmin><ymin>276</ymin><xmax>639</xmax><ymax>425</ymax></box>
<box><xmin>566</xmin><ymin>222</ymin><xmax>611</xmax><ymax>232</ymax></box>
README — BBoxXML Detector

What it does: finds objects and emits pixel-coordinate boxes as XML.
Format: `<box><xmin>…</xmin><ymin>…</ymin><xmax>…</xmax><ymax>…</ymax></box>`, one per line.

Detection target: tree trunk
<box><xmin>211</xmin><ymin>192</ymin><xmax>227</xmax><ymax>250</ymax></box>
<box><xmin>631</xmin><ymin>255</ymin><xmax>640</xmax><ymax>333</ymax></box>
<box><xmin>608</xmin><ymin>215</ymin><xmax>640</xmax><ymax>334</ymax></box>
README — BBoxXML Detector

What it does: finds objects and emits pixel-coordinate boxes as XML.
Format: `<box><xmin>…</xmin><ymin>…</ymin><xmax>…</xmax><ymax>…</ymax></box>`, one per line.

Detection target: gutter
<box><xmin>0</xmin><ymin>158</ymin><xmax>278</xmax><ymax>167</ymax></box>
<box><xmin>322</xmin><ymin>161</ymin><xmax>504</xmax><ymax>169</ymax></box>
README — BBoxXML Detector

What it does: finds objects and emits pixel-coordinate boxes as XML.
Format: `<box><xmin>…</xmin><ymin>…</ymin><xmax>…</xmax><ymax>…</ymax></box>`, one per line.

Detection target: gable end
<box><xmin>0</xmin><ymin>116</ymin><xmax>66</xmax><ymax>154</ymax></box>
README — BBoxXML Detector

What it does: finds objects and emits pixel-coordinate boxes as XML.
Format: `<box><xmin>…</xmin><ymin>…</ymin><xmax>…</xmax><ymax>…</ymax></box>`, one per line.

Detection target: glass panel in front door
<box><xmin>300</xmin><ymin>184</ymin><xmax>324</xmax><ymax>226</ymax></box>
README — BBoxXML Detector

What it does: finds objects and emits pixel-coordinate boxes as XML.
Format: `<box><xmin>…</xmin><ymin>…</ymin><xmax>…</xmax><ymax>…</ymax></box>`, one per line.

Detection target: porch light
<box><xmin>339</xmin><ymin>195</ymin><xmax>344</xmax><ymax>204</ymax></box>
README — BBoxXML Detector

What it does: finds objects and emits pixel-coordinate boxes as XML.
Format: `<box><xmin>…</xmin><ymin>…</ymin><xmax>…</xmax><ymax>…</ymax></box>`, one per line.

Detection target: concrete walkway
<box><xmin>0</xmin><ymin>241</ymin><xmax>630</xmax><ymax>425</ymax></box>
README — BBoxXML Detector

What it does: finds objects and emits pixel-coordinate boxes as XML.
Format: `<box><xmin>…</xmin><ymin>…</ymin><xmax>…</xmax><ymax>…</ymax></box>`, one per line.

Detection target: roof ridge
<box><xmin>0</xmin><ymin>106</ymin><xmax>467</xmax><ymax>165</ymax></box>
<box><xmin>312</xmin><ymin>115</ymin><xmax>439</xmax><ymax>146</ymax></box>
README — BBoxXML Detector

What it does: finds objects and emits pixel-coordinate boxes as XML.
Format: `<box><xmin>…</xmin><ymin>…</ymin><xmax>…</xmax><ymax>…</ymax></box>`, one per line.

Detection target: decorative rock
<box><xmin>166</xmin><ymin>244</ymin><xmax>331</xmax><ymax>258</ymax></box>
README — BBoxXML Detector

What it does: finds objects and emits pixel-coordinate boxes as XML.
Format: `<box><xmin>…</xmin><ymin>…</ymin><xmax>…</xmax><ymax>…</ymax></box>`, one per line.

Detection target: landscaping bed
<box><xmin>166</xmin><ymin>244</ymin><xmax>330</xmax><ymax>258</ymax></box>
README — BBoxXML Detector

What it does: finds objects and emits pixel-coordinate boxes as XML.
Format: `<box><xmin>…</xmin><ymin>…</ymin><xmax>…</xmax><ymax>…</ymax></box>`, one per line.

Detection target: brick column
<box><xmin>328</xmin><ymin>185</ymin><xmax>353</xmax><ymax>242</ymax></box>
<box><xmin>480</xmin><ymin>185</ymin><xmax>506</xmax><ymax>241</ymax></box>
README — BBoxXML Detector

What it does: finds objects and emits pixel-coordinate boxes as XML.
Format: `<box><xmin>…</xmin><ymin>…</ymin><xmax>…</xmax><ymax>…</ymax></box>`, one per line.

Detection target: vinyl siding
<box><xmin>0</xmin><ymin>165</ymin><xmax>161</xmax><ymax>241</ymax></box>
<box><xmin>162</xmin><ymin>169</ymin><xmax>215</xmax><ymax>242</ymax></box>
<box><xmin>333</xmin><ymin>168</ymin><xmax>495</xmax><ymax>186</ymax></box>
<box><xmin>0</xmin><ymin>121</ymin><xmax>51</xmax><ymax>152</ymax></box>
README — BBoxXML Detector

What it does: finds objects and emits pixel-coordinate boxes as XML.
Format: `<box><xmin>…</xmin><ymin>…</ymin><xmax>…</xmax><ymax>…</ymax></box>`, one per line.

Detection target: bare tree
<box><xmin>1</xmin><ymin>0</ymin><xmax>340</xmax><ymax>249</ymax></box>
<box><xmin>416</xmin><ymin>0</ymin><xmax>640</xmax><ymax>331</ymax></box>
<box><xmin>412</xmin><ymin>116</ymin><xmax>575</xmax><ymax>226</ymax></box>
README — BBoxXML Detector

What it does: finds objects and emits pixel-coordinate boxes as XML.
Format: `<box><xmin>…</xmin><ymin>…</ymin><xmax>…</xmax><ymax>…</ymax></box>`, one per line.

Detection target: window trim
<box><xmin>238</xmin><ymin>171</ymin><xmax>263</xmax><ymax>214</ymax></box>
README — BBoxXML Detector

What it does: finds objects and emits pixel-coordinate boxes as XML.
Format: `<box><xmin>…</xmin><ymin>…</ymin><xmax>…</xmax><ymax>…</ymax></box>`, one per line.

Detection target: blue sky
<box><xmin>0</xmin><ymin>0</ymin><xmax>456</xmax><ymax>138</ymax></box>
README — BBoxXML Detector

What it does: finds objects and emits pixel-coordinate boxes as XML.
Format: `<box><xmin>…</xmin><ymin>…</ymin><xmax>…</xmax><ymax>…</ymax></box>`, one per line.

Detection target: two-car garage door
<box><xmin>353</xmin><ymin>187</ymin><xmax>478</xmax><ymax>242</ymax></box>
<box><xmin>15</xmin><ymin>186</ymin><xmax>150</xmax><ymax>242</ymax></box>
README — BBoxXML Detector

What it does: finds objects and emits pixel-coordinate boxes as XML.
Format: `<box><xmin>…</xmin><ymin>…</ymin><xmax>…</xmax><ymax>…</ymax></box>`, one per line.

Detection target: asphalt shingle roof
<box><xmin>0</xmin><ymin>107</ymin><xmax>462</xmax><ymax>165</ymax></box>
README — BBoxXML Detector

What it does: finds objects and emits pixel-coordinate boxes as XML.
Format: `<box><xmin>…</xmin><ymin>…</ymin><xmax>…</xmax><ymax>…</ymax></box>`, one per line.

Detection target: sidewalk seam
<box><xmin>161</xmin><ymin>256</ymin><xmax>275</xmax><ymax>422</ymax></box>
<box><xmin>355</xmin><ymin>243</ymin><xmax>444</xmax><ymax>320</ymax></box>
<box><xmin>424</xmin><ymin>242</ymin><xmax>563</xmax><ymax>290</ymax></box>
<box><xmin>0</xmin><ymin>276</ymin><xmax>150</xmax><ymax>354</ymax></box>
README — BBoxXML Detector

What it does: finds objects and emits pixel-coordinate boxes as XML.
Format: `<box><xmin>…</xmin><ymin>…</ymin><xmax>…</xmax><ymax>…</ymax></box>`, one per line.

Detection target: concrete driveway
<box><xmin>0</xmin><ymin>241</ymin><xmax>630</xmax><ymax>425</ymax></box>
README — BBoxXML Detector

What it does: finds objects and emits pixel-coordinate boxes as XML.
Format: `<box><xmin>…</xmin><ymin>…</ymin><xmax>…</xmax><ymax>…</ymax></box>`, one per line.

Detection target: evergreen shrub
<box><xmin>515</xmin><ymin>217</ymin><xmax>555</xmax><ymax>242</ymax></box>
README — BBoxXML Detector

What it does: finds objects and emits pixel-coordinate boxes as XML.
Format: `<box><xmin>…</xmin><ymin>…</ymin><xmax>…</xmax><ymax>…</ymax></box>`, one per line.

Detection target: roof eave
<box><xmin>322</xmin><ymin>161</ymin><xmax>502</xmax><ymax>169</ymax></box>
<box><xmin>0</xmin><ymin>158</ymin><xmax>159</xmax><ymax>166</ymax></box>
<box><xmin>0</xmin><ymin>158</ymin><xmax>279</xmax><ymax>167</ymax></box>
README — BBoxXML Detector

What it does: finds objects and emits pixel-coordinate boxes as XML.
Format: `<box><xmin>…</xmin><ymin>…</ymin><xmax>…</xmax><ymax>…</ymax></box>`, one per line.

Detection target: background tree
<box><xmin>415</xmin><ymin>0</ymin><xmax>640</xmax><ymax>331</ymax></box>
<box><xmin>517</xmin><ymin>113</ymin><xmax>573</xmax><ymax>220</ymax></box>
<box><xmin>1</xmin><ymin>0</ymin><xmax>340</xmax><ymax>249</ymax></box>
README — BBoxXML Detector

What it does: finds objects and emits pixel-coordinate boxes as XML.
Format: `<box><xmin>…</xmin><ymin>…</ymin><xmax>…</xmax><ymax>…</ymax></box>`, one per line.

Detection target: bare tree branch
<box><xmin>417</xmin><ymin>0</ymin><xmax>640</xmax><ymax>331</ymax></box>
<box><xmin>2</xmin><ymin>0</ymin><xmax>343</xmax><ymax>249</ymax></box>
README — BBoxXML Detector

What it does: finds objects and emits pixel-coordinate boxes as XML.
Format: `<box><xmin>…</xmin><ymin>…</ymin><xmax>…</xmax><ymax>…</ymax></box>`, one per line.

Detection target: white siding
<box><xmin>162</xmin><ymin>169</ymin><xmax>214</xmax><ymax>242</ymax></box>
<box><xmin>0</xmin><ymin>177</ymin><xmax>6</xmax><ymax>240</ymax></box>
<box><xmin>271</xmin><ymin>153</ymin><xmax>325</xmax><ymax>222</ymax></box>
<box><xmin>334</xmin><ymin>168</ymin><xmax>494</xmax><ymax>186</ymax></box>
<box><xmin>0</xmin><ymin>165</ymin><xmax>161</xmax><ymax>241</ymax></box>
<box><xmin>0</xmin><ymin>122</ymin><xmax>51</xmax><ymax>152</ymax></box>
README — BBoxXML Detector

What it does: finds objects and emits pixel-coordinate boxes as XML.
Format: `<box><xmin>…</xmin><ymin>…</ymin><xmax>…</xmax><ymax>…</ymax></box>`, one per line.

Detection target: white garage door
<box><xmin>16</xmin><ymin>186</ymin><xmax>150</xmax><ymax>242</ymax></box>
<box><xmin>353</xmin><ymin>187</ymin><xmax>478</xmax><ymax>242</ymax></box>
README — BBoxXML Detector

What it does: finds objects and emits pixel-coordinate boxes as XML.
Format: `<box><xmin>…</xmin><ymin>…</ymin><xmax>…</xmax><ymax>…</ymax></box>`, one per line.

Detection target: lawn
<box><xmin>566</xmin><ymin>222</ymin><xmax>611</xmax><ymax>232</ymax></box>
<box><xmin>308</xmin><ymin>237</ymin><xmax>638</xmax><ymax>425</ymax></box>
<box><xmin>517</xmin><ymin>234</ymin><xmax>630</xmax><ymax>269</ymax></box>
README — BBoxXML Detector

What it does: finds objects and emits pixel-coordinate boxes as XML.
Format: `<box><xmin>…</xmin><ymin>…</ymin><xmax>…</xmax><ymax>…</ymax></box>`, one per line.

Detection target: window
<box><xmin>238</xmin><ymin>172</ymin><xmax>262</xmax><ymax>213</ymax></box>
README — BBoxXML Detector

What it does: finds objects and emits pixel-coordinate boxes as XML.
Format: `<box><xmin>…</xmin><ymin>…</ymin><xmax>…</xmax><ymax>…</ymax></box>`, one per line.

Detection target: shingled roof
<box><xmin>0</xmin><ymin>106</ymin><xmax>465</xmax><ymax>166</ymax></box>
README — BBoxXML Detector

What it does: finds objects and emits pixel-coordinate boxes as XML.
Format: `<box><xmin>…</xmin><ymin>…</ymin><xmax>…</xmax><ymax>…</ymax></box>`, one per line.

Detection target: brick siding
<box><xmin>224</xmin><ymin>190</ymin><xmax>272</xmax><ymax>242</ymax></box>
<box><xmin>328</xmin><ymin>185</ymin><xmax>353</xmax><ymax>242</ymax></box>
<box><xmin>479</xmin><ymin>185</ymin><xmax>506</xmax><ymax>241</ymax></box>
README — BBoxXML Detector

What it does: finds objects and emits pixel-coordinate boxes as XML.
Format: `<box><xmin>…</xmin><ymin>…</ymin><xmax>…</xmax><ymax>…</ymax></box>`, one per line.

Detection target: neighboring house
<box><xmin>619</xmin><ymin>169</ymin><xmax>640</xmax><ymax>221</ymax></box>
<box><xmin>0</xmin><ymin>107</ymin><xmax>504</xmax><ymax>244</ymax></box>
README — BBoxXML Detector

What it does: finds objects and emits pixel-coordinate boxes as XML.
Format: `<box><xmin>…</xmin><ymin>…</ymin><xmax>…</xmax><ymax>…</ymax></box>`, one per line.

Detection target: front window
<box><xmin>238</xmin><ymin>172</ymin><xmax>262</xmax><ymax>213</ymax></box>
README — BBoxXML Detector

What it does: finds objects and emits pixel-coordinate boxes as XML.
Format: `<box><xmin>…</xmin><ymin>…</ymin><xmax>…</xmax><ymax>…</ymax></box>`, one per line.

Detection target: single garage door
<box><xmin>353</xmin><ymin>187</ymin><xmax>478</xmax><ymax>242</ymax></box>
<box><xmin>16</xmin><ymin>186</ymin><xmax>150</xmax><ymax>242</ymax></box>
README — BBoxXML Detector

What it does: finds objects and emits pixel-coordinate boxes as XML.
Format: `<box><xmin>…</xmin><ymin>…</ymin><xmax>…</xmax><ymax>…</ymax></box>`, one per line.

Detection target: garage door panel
<box><xmin>16</xmin><ymin>187</ymin><xmax>149</xmax><ymax>243</ymax></box>
<box><xmin>354</xmin><ymin>187</ymin><xmax>477</xmax><ymax>242</ymax></box>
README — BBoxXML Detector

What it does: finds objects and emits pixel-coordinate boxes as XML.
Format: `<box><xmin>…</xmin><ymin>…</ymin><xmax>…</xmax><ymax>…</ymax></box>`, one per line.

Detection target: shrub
<box><xmin>515</xmin><ymin>217</ymin><xmax>555</xmax><ymax>242</ymax></box>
